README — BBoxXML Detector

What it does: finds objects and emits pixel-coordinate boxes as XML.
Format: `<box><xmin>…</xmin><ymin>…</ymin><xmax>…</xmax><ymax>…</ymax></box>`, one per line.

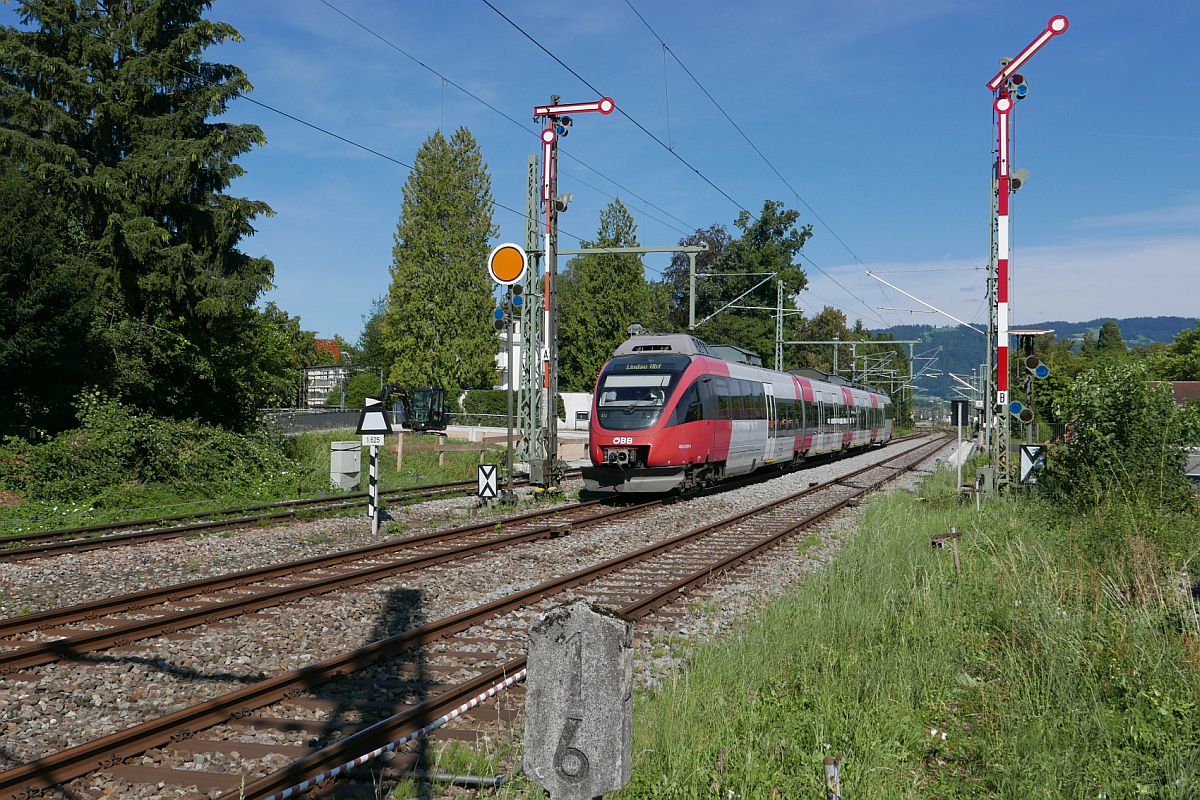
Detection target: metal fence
<box><xmin>261</xmin><ymin>409</ymin><xmax>360</xmax><ymax>435</ymax></box>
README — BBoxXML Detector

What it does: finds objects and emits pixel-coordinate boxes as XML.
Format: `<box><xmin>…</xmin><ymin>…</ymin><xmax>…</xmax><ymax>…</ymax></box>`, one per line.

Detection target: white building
<box><xmin>494</xmin><ymin>320</ymin><xmax>524</xmax><ymax>390</ymax></box>
<box><xmin>301</xmin><ymin>366</ymin><xmax>350</xmax><ymax>408</ymax></box>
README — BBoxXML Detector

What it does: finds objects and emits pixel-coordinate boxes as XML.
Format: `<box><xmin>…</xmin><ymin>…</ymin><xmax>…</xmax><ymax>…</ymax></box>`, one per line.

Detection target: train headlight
<box><xmin>602</xmin><ymin>447</ymin><xmax>638</xmax><ymax>467</ymax></box>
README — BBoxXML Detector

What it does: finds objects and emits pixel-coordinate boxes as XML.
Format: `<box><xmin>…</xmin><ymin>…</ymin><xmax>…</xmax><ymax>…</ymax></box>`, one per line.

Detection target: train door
<box><xmin>763</xmin><ymin>382</ymin><xmax>777</xmax><ymax>463</ymax></box>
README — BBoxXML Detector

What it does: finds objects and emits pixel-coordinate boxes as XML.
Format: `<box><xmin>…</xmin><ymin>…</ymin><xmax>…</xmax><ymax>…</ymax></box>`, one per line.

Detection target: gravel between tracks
<box><xmin>1</xmin><ymin>435</ymin><xmax>950</xmax><ymax>784</ymax></box>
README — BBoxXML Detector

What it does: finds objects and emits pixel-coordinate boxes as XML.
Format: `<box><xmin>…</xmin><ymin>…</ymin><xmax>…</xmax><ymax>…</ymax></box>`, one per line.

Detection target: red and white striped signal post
<box><xmin>529</xmin><ymin>95</ymin><xmax>614</xmax><ymax>486</ymax></box>
<box><xmin>984</xmin><ymin>15</ymin><xmax>1067</xmax><ymax>490</ymax></box>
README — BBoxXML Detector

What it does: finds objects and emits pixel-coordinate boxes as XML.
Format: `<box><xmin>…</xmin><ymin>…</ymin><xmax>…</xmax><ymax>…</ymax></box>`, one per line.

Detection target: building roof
<box><xmin>1150</xmin><ymin>381</ymin><xmax>1200</xmax><ymax>404</ymax></box>
<box><xmin>314</xmin><ymin>338</ymin><xmax>342</xmax><ymax>362</ymax></box>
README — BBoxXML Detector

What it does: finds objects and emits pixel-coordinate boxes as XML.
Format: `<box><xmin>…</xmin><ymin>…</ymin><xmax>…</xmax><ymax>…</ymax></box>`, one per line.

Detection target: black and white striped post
<box><xmin>367</xmin><ymin>444</ymin><xmax>379</xmax><ymax>534</ymax></box>
<box><xmin>355</xmin><ymin>398</ymin><xmax>393</xmax><ymax>536</ymax></box>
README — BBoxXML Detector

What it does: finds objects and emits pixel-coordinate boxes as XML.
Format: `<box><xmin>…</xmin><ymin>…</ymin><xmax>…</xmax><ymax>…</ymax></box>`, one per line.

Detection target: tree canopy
<box><xmin>1097</xmin><ymin>319</ymin><xmax>1125</xmax><ymax>352</ymax></box>
<box><xmin>382</xmin><ymin>128</ymin><xmax>498</xmax><ymax>390</ymax></box>
<box><xmin>686</xmin><ymin>201</ymin><xmax>811</xmax><ymax>364</ymax></box>
<box><xmin>0</xmin><ymin>0</ymin><xmax>276</xmax><ymax>431</ymax></box>
<box><xmin>1150</xmin><ymin>320</ymin><xmax>1200</xmax><ymax>381</ymax></box>
<box><xmin>557</xmin><ymin>198</ymin><xmax>650</xmax><ymax>391</ymax></box>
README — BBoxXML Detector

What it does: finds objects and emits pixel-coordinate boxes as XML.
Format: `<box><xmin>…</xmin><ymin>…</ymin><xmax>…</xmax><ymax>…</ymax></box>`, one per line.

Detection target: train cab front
<box><xmin>582</xmin><ymin>354</ymin><xmax>690</xmax><ymax>495</ymax></box>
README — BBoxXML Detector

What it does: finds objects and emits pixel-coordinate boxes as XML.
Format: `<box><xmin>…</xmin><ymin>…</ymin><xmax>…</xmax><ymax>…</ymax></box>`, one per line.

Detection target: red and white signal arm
<box><xmin>487</xmin><ymin>243</ymin><xmax>528</xmax><ymax>286</ymax></box>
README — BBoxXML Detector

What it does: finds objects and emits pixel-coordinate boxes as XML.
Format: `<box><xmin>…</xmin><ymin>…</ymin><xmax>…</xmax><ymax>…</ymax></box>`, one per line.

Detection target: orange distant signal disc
<box><xmin>488</xmin><ymin>243</ymin><xmax>528</xmax><ymax>286</ymax></box>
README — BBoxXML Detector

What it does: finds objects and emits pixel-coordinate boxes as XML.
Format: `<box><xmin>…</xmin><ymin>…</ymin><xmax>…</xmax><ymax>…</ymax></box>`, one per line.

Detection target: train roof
<box><xmin>613</xmin><ymin>334</ymin><xmax>763</xmax><ymax>365</ymax></box>
<box><xmin>613</xmin><ymin>335</ymin><xmax>889</xmax><ymax>399</ymax></box>
<box><xmin>613</xmin><ymin>334</ymin><xmax>715</xmax><ymax>357</ymax></box>
<box><xmin>789</xmin><ymin>367</ymin><xmax>886</xmax><ymax>398</ymax></box>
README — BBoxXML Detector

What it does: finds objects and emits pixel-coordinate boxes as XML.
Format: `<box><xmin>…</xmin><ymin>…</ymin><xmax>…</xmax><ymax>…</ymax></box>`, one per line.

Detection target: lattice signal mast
<box><xmin>985</xmin><ymin>15</ymin><xmax>1068</xmax><ymax>489</ymax></box>
<box><xmin>525</xmin><ymin>96</ymin><xmax>614</xmax><ymax>486</ymax></box>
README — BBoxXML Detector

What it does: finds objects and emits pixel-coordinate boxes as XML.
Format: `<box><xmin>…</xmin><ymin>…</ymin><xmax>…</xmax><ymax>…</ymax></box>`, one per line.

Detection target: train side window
<box><xmin>671</xmin><ymin>382</ymin><xmax>703</xmax><ymax>425</ymax></box>
<box><xmin>699</xmin><ymin>376</ymin><xmax>719</xmax><ymax>420</ymax></box>
<box><xmin>711</xmin><ymin>377</ymin><xmax>726</xmax><ymax>418</ymax></box>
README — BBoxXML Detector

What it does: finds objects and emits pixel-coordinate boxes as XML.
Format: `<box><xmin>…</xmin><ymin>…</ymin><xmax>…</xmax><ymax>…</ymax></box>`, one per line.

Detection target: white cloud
<box><xmin>1070</xmin><ymin>201</ymin><xmax>1200</xmax><ymax>231</ymax></box>
<box><xmin>803</xmin><ymin>233</ymin><xmax>1200</xmax><ymax>329</ymax></box>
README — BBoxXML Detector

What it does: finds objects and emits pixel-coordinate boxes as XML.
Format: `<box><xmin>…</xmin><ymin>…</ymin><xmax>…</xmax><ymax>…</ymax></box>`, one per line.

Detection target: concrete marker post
<box><xmin>524</xmin><ymin>600</ymin><xmax>633</xmax><ymax>800</ymax></box>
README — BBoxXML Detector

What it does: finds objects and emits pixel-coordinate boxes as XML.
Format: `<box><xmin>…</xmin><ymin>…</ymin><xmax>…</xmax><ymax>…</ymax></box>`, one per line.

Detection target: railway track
<box><xmin>0</xmin><ymin>498</ymin><xmax>659</xmax><ymax>671</ymax></box>
<box><xmin>0</xmin><ymin>433</ymin><xmax>950</xmax><ymax>800</ymax></box>
<box><xmin>0</xmin><ymin>436</ymin><xmax>927</xmax><ymax>666</ymax></box>
<box><xmin>0</xmin><ymin>471</ymin><xmax>582</xmax><ymax>562</ymax></box>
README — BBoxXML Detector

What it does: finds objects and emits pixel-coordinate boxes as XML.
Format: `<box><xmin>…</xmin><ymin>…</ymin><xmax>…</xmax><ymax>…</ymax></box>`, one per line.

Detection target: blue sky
<box><xmin>7</xmin><ymin>1</ymin><xmax>1198</xmax><ymax>340</ymax></box>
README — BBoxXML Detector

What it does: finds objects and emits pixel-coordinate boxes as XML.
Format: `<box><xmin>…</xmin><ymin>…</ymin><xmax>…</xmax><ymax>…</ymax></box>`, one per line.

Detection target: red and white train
<box><xmin>583</xmin><ymin>334</ymin><xmax>894</xmax><ymax>494</ymax></box>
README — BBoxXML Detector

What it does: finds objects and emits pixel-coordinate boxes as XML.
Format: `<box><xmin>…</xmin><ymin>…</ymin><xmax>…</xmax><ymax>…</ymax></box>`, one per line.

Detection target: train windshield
<box><xmin>595</xmin><ymin>355</ymin><xmax>689</xmax><ymax>431</ymax></box>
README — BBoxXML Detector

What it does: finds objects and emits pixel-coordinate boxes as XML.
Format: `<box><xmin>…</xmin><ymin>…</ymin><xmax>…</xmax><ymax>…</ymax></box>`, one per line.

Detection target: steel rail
<box><xmin>0</xmin><ymin>502</ymin><xmax>660</xmax><ymax>671</ymax></box>
<box><xmin>234</xmin><ymin>434</ymin><xmax>951</xmax><ymax>800</ymax></box>
<box><xmin>0</xmin><ymin>480</ymin><xmax>474</xmax><ymax>547</ymax></box>
<box><xmin>0</xmin><ymin>473</ymin><xmax>586</xmax><ymax>562</ymax></box>
<box><xmin>0</xmin><ymin>435</ymin><xmax>923</xmax><ymax>637</ymax></box>
<box><xmin>0</xmin><ymin>498</ymin><xmax>610</xmax><ymax>638</ymax></box>
<box><xmin>0</xmin><ymin>434</ymin><xmax>947</xmax><ymax>800</ymax></box>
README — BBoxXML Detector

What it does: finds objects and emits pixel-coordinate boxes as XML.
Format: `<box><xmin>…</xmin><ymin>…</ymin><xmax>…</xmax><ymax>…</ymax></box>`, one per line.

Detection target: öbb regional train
<box><xmin>582</xmin><ymin>334</ymin><xmax>894</xmax><ymax>494</ymax></box>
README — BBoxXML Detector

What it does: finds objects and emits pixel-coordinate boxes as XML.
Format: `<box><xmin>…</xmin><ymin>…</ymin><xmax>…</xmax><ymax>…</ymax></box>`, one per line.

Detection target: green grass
<box><xmin>0</xmin><ymin>428</ymin><xmax>505</xmax><ymax>536</ymax></box>
<box><xmin>500</xmin><ymin>468</ymin><xmax>1200</xmax><ymax>799</ymax></box>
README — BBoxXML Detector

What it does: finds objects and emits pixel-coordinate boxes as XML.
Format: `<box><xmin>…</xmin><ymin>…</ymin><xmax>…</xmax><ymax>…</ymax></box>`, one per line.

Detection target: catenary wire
<box><xmin>478</xmin><ymin>0</ymin><xmax>754</xmax><ymax>219</ymax></box>
<box><xmin>480</xmin><ymin>0</ymin><xmax>894</xmax><ymax>330</ymax></box>
<box><xmin>314</xmin><ymin>0</ymin><xmax>696</xmax><ymax>238</ymax></box>
<box><xmin>70</xmin><ymin>28</ymin><xmax>644</xmax><ymax>260</ymax></box>
<box><xmin>622</xmin><ymin>0</ymin><xmax>908</xmax><ymax>329</ymax></box>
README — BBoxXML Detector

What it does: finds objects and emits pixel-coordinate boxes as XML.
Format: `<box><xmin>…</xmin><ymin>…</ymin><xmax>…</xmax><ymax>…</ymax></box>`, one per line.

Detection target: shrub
<box><xmin>454</xmin><ymin>390</ymin><xmax>566</xmax><ymax>425</ymax></box>
<box><xmin>0</xmin><ymin>392</ymin><xmax>295</xmax><ymax>503</ymax></box>
<box><xmin>1042</xmin><ymin>363</ymin><xmax>1199</xmax><ymax>513</ymax></box>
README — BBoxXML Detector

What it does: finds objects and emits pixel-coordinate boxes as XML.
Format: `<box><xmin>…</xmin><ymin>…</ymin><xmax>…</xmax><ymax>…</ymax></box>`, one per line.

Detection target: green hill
<box><xmin>876</xmin><ymin>316</ymin><xmax>1195</xmax><ymax>399</ymax></box>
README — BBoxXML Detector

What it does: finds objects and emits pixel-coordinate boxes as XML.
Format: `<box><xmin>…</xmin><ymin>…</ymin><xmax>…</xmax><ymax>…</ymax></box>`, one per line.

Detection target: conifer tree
<box><xmin>1097</xmin><ymin>319</ymin><xmax>1125</xmax><ymax>352</ymax></box>
<box><xmin>382</xmin><ymin>128</ymin><xmax>498</xmax><ymax>389</ymax></box>
<box><xmin>558</xmin><ymin>199</ymin><xmax>649</xmax><ymax>391</ymax></box>
<box><xmin>0</xmin><ymin>0</ymin><xmax>274</xmax><ymax>429</ymax></box>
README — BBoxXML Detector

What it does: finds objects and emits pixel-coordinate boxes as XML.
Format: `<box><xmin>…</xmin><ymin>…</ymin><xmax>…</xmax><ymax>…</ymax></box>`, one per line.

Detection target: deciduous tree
<box><xmin>688</xmin><ymin>201</ymin><xmax>811</xmax><ymax>362</ymax></box>
<box><xmin>1150</xmin><ymin>320</ymin><xmax>1200</xmax><ymax>381</ymax></box>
